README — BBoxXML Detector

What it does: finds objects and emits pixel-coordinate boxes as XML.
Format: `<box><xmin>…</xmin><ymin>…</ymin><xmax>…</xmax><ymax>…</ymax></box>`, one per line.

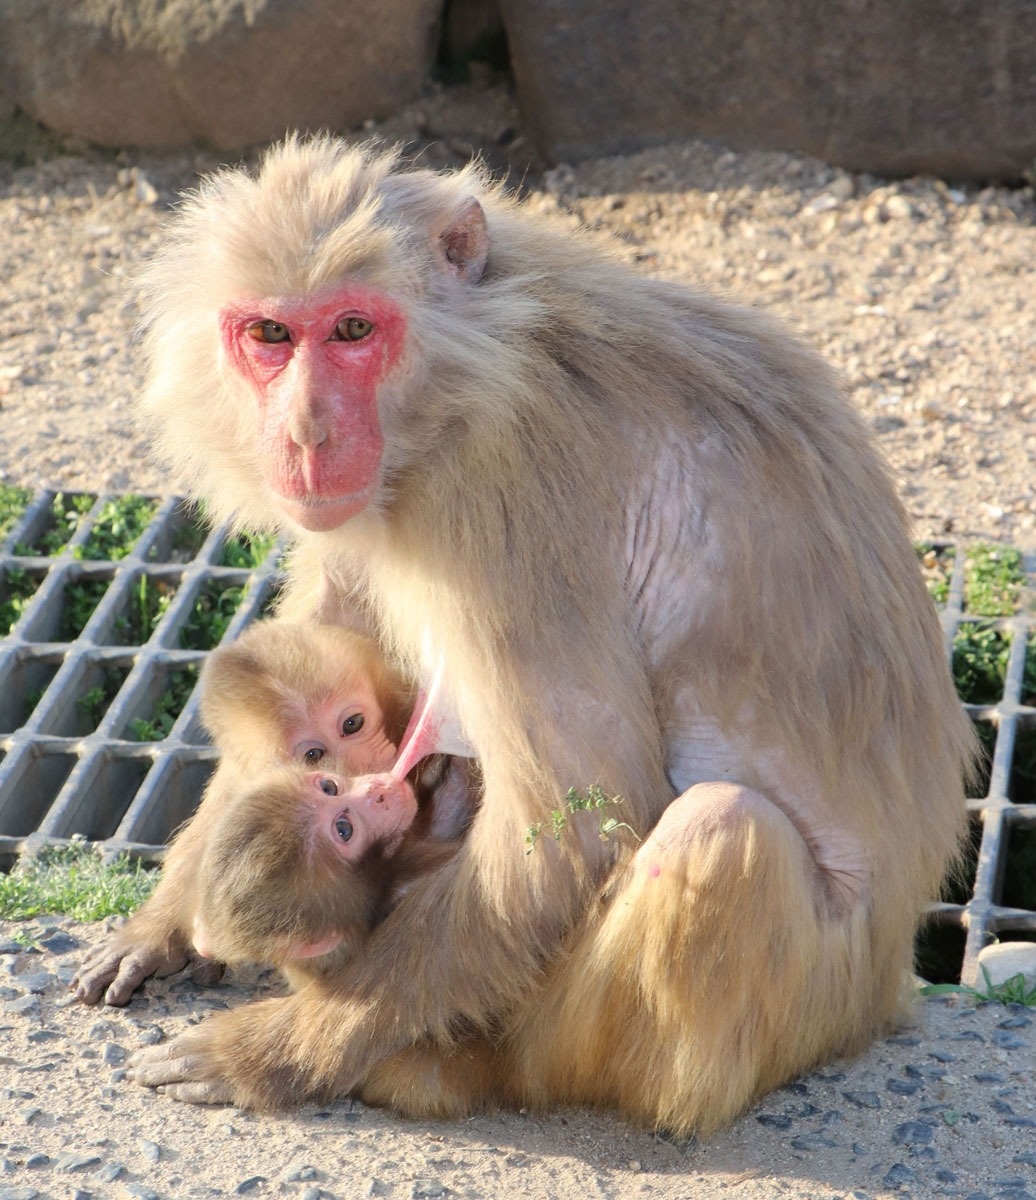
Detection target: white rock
<box><xmin>976</xmin><ymin>942</ymin><xmax>1036</xmax><ymax>990</ymax></box>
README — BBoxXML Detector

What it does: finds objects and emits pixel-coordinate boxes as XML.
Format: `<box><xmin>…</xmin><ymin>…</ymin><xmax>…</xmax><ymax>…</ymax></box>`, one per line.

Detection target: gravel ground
<box><xmin>1</xmin><ymin>80</ymin><xmax>1035</xmax><ymax>1199</ymax></box>
<box><xmin>2</xmin><ymin>917</ymin><xmax>1035</xmax><ymax>1200</ymax></box>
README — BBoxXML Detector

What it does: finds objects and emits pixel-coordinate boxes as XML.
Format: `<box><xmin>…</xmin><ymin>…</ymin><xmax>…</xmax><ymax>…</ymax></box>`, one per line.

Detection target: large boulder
<box><xmin>499</xmin><ymin>0</ymin><xmax>1036</xmax><ymax>180</ymax></box>
<box><xmin>0</xmin><ymin>0</ymin><xmax>442</xmax><ymax>149</ymax></box>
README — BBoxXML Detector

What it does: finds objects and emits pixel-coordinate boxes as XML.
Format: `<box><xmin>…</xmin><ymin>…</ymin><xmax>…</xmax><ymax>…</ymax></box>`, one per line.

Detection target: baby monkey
<box><xmin>73</xmin><ymin>622</ymin><xmax>469</xmax><ymax>1005</ymax></box>
<box><xmin>191</xmin><ymin>754</ymin><xmax>473</xmax><ymax>990</ymax></box>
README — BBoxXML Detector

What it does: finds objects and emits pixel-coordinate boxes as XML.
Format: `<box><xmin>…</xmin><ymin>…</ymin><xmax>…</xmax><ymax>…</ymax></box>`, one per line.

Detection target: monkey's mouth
<box><xmin>273</xmin><ymin>486</ymin><xmax>376</xmax><ymax>532</ymax></box>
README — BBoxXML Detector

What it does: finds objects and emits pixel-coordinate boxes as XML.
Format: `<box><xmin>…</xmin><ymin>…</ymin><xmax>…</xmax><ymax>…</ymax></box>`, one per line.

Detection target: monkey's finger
<box><xmin>158</xmin><ymin>1080</ymin><xmax>235</xmax><ymax>1106</ymax></box>
<box><xmin>103</xmin><ymin>949</ymin><xmax>191</xmax><ymax>1006</ymax></box>
<box><xmin>70</xmin><ymin>958</ymin><xmax>120</xmax><ymax>1005</ymax></box>
<box><xmin>189</xmin><ymin>955</ymin><xmax>226</xmax><ymax>987</ymax></box>
<box><xmin>126</xmin><ymin>1045</ymin><xmax>204</xmax><ymax>1088</ymax></box>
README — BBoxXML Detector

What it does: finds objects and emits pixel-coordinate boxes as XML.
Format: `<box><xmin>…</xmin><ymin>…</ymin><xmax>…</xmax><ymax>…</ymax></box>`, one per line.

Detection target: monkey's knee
<box><xmin>633</xmin><ymin>782</ymin><xmax>865</xmax><ymax>922</ymax></box>
<box><xmin>633</xmin><ymin>783</ymin><xmax>809</xmax><ymax>889</ymax></box>
<box><xmin>642</xmin><ymin>782</ymin><xmax>770</xmax><ymax>849</ymax></box>
<box><xmin>358</xmin><ymin>1039</ymin><xmax>499</xmax><ymax>1120</ymax></box>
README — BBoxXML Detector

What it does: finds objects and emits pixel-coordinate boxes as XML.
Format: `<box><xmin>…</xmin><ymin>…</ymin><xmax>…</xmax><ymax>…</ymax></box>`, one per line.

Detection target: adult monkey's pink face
<box><xmin>219</xmin><ymin>286</ymin><xmax>406</xmax><ymax>532</ymax></box>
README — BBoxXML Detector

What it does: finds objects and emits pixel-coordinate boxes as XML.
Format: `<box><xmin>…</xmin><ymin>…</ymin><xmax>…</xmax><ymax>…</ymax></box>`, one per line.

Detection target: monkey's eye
<box><xmin>334</xmin><ymin>814</ymin><xmax>354</xmax><ymax>843</ymax></box>
<box><xmin>319</xmin><ymin>777</ymin><xmax>339</xmax><ymax>796</ymax></box>
<box><xmin>246</xmin><ymin>320</ymin><xmax>291</xmax><ymax>343</ymax></box>
<box><xmin>298</xmin><ymin>744</ymin><xmax>326</xmax><ymax>764</ymax></box>
<box><xmin>333</xmin><ymin>317</ymin><xmax>373</xmax><ymax>342</ymax></box>
<box><xmin>341</xmin><ymin>712</ymin><xmax>365</xmax><ymax>736</ymax></box>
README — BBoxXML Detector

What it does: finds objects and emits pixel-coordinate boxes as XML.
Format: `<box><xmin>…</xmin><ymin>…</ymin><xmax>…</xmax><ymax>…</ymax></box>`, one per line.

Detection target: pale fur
<box><xmin>122</xmin><ymin>136</ymin><xmax>972</xmax><ymax>1131</ymax></box>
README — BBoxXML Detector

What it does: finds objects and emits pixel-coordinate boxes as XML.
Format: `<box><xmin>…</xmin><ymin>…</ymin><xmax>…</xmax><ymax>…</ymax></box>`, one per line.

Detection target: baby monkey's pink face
<box><xmin>304</xmin><ymin>768</ymin><xmax>418</xmax><ymax>865</ymax></box>
<box><xmin>285</xmin><ymin>687</ymin><xmax>399</xmax><ymax>776</ymax></box>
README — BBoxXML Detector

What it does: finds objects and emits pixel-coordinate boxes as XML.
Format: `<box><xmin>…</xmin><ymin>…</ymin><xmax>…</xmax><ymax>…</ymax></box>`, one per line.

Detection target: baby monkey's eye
<box><xmin>246</xmin><ymin>320</ymin><xmax>290</xmax><ymax>343</ymax></box>
<box><xmin>333</xmin><ymin>317</ymin><xmax>373</xmax><ymax>341</ymax></box>
<box><xmin>319</xmin><ymin>777</ymin><xmax>339</xmax><ymax>796</ymax></box>
<box><xmin>302</xmin><ymin>746</ymin><xmax>326</xmax><ymax>764</ymax></box>
<box><xmin>334</xmin><ymin>815</ymin><xmax>354</xmax><ymax>842</ymax></box>
<box><xmin>341</xmin><ymin>712</ymin><xmax>365</xmax><ymax>736</ymax></box>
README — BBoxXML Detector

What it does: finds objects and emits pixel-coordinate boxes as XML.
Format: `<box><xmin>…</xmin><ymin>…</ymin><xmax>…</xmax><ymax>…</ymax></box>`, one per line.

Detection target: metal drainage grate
<box><xmin>927</xmin><ymin>545</ymin><xmax>1036</xmax><ymax>985</ymax></box>
<box><xmin>1</xmin><ymin>490</ymin><xmax>1034</xmax><ymax>986</ymax></box>
<box><xmin>0</xmin><ymin>489</ymin><xmax>282</xmax><ymax>867</ymax></box>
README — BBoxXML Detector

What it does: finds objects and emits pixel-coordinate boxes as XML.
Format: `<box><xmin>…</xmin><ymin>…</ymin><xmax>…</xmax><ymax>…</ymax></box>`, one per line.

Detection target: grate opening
<box><xmin>1</xmin><ymin>491</ymin><xmax>1034</xmax><ymax>988</ymax></box>
<box><xmin>915</xmin><ymin>917</ymin><xmax>967</xmax><ymax>985</ymax></box>
<box><xmin>938</xmin><ymin>813</ymin><xmax>983</xmax><ymax>908</ymax></box>
<box><xmin>1001</xmin><ymin>817</ymin><xmax>1036</xmax><ymax>911</ymax></box>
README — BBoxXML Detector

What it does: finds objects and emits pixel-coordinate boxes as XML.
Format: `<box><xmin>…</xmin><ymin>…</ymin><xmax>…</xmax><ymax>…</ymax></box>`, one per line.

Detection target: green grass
<box><xmin>16</xmin><ymin>492</ymin><xmax>93</xmax><ymax>557</ymax></box>
<box><xmin>920</xmin><ymin>962</ymin><xmax>1036</xmax><ymax>1007</ymax></box>
<box><xmin>0</xmin><ymin>838</ymin><xmax>156</xmax><ymax>921</ymax></box>
<box><xmin>949</xmin><ymin>544</ymin><xmax>1030</xmax><ymax>707</ymax></box>
<box><xmin>219</xmin><ymin>530</ymin><xmax>277</xmax><ymax>569</ymax></box>
<box><xmin>952</xmin><ymin>625</ymin><xmax>1010</xmax><ymax>705</ymax></box>
<box><xmin>76</xmin><ymin>495</ymin><xmax>157</xmax><ymax>561</ymax></box>
<box><xmin>60</xmin><ymin>577</ymin><xmax>109</xmax><ymax>640</ymax></box>
<box><xmin>179</xmin><ymin>580</ymin><xmax>245</xmax><ymax>649</ymax></box>
<box><xmin>963</xmin><ymin>544</ymin><xmax>1025</xmax><ymax>617</ymax></box>
<box><xmin>917</xmin><ymin>542</ymin><xmax>955</xmax><ymax>608</ymax></box>
<box><xmin>0</xmin><ymin>484</ymin><xmax>32</xmax><ymax>540</ymax></box>
<box><xmin>0</xmin><ymin>566</ymin><xmax>40</xmax><ymax>635</ymax></box>
<box><xmin>112</xmin><ymin>574</ymin><xmax>174</xmax><ymax>644</ymax></box>
<box><xmin>126</xmin><ymin>665</ymin><xmax>198</xmax><ymax>741</ymax></box>
<box><xmin>76</xmin><ymin>667</ymin><xmax>128</xmax><ymax>730</ymax></box>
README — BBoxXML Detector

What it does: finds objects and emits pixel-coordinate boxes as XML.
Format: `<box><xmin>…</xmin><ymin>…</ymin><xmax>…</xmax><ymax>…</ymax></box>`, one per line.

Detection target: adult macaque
<box><xmin>72</xmin><ymin>623</ymin><xmax>417</xmax><ymax>1005</ymax></box>
<box><xmin>191</xmin><ymin>759</ymin><xmax>469</xmax><ymax>991</ymax></box>
<box><xmin>124</xmin><ymin>137</ymin><xmax>972</xmax><ymax>1134</ymax></box>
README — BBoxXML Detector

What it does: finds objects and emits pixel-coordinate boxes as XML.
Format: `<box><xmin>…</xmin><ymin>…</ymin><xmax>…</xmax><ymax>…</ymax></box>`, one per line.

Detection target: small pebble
<box><xmin>412</xmin><ymin>1183</ymin><xmax>448</xmax><ymax>1199</ymax></box>
<box><xmin>123</xmin><ymin>1185</ymin><xmax>159</xmax><ymax>1200</ymax></box>
<box><xmin>882</xmin><ymin>1162</ymin><xmax>915</xmax><ymax>1187</ymax></box>
<box><xmin>3</xmin><ymin>996</ymin><xmax>41</xmax><ymax>1018</ymax></box>
<box><xmin>235</xmin><ymin>1177</ymin><xmax>266</xmax><ymax>1194</ymax></box>
<box><xmin>998</xmin><ymin>1015</ymin><xmax>1032</xmax><ymax>1030</ymax></box>
<box><xmin>991</xmin><ymin>1031</ymin><xmax>1028</xmax><ymax>1050</ymax></box>
<box><xmin>928</xmin><ymin>1047</ymin><xmax>956</xmax><ymax>1063</ymax></box>
<box><xmin>887</xmin><ymin>1078</ymin><xmax>923</xmax><ymax>1095</ymax></box>
<box><xmin>284</xmin><ymin>1166</ymin><xmax>319</xmax><ymax>1182</ymax></box>
<box><xmin>102</xmin><ymin>1043</ymin><xmax>127</xmax><ymax>1066</ymax></box>
<box><xmin>53</xmin><ymin>1153</ymin><xmax>102</xmax><ymax>1172</ymax></box>
<box><xmin>24</xmin><ymin>1155</ymin><xmax>49</xmax><ymax>1169</ymax></box>
<box><xmin>843</xmin><ymin>1090</ymin><xmax>881</xmax><ymax>1109</ymax></box>
<box><xmin>138</xmin><ymin>1139</ymin><xmax>161</xmax><ymax>1163</ymax></box>
<box><xmin>757</xmin><ymin>1113</ymin><xmax>793</xmax><ymax>1130</ymax></box>
<box><xmin>136</xmin><ymin>1025</ymin><xmax>164</xmax><ymax>1046</ymax></box>
<box><xmin>38</xmin><ymin>932</ymin><xmax>78</xmax><ymax>954</ymax></box>
<box><xmin>93</xmin><ymin>1163</ymin><xmax>126</xmax><ymax>1183</ymax></box>
<box><xmin>25</xmin><ymin>1029</ymin><xmax>62</xmax><ymax>1045</ymax></box>
<box><xmin>790</xmin><ymin>1134</ymin><xmax>838</xmax><ymax>1151</ymax></box>
<box><xmin>891</xmin><ymin>1120</ymin><xmax>933</xmax><ymax>1147</ymax></box>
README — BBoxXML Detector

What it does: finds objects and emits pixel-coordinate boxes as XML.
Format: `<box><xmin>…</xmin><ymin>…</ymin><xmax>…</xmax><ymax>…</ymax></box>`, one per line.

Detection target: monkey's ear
<box><xmin>439</xmin><ymin>199</ymin><xmax>489</xmax><ymax>284</ymax></box>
